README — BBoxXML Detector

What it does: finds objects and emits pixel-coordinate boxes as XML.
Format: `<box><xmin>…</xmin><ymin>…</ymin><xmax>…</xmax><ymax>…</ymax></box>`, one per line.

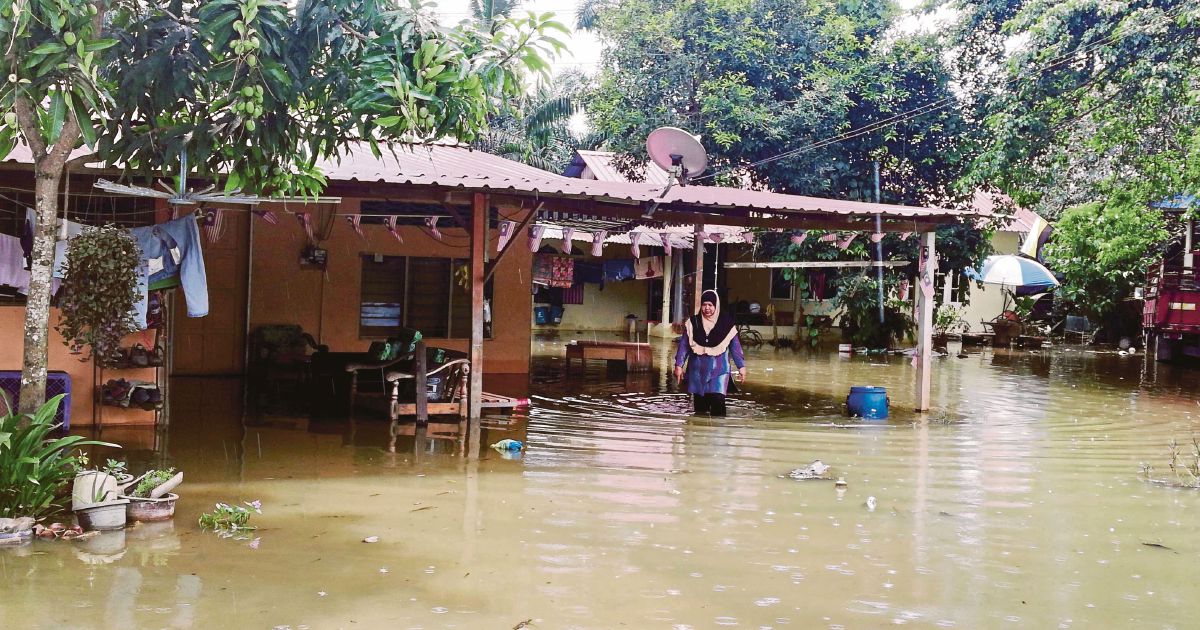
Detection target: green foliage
<box><xmin>934</xmin><ymin>303</ymin><xmax>968</xmax><ymax>335</ymax></box>
<box><xmin>475</xmin><ymin>71</ymin><xmax>584</xmax><ymax>171</ymax></box>
<box><xmin>0</xmin><ymin>396</ymin><xmax>117</xmax><ymax>519</ymax></box>
<box><xmin>55</xmin><ymin>225</ymin><xmax>141</xmax><ymax>363</ymax></box>
<box><xmin>949</xmin><ymin>0</ymin><xmax>1200</xmax><ymax>215</ymax></box>
<box><xmin>1043</xmin><ymin>191</ymin><xmax>1169</xmax><ymax>320</ymax></box>
<box><xmin>199</xmin><ymin>500</ymin><xmax>261</xmax><ymax>535</ymax></box>
<box><xmin>586</xmin><ymin>0</ymin><xmax>971</xmax><ymax>205</ymax></box>
<box><xmin>832</xmin><ymin>274</ymin><xmax>913</xmax><ymax>348</ymax></box>
<box><xmin>131</xmin><ymin>468</ymin><xmax>176</xmax><ymax>498</ymax></box>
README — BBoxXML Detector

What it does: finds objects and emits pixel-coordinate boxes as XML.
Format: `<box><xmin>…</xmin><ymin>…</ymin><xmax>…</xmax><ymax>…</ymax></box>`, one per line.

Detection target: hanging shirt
<box><xmin>603</xmin><ymin>259</ymin><xmax>635</xmax><ymax>282</ymax></box>
<box><xmin>130</xmin><ymin>215</ymin><xmax>208</xmax><ymax>327</ymax></box>
<box><xmin>0</xmin><ymin>233</ymin><xmax>30</xmax><ymax>291</ymax></box>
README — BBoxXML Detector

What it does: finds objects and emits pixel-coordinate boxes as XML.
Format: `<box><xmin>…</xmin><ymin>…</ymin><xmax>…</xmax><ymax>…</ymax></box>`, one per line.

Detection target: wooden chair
<box><xmin>247</xmin><ymin>325</ymin><xmax>327</xmax><ymax>412</ymax></box>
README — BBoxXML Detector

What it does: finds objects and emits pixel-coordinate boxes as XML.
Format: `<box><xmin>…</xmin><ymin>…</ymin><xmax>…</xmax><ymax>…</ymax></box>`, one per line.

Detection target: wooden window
<box><xmin>360</xmin><ymin>256</ymin><xmax>490</xmax><ymax>339</ymax></box>
<box><xmin>770</xmin><ymin>269</ymin><xmax>794</xmax><ymax>300</ymax></box>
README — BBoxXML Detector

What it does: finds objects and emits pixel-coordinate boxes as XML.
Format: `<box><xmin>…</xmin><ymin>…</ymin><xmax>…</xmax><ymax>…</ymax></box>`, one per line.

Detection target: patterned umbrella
<box><xmin>967</xmin><ymin>255</ymin><xmax>1060</xmax><ymax>296</ymax></box>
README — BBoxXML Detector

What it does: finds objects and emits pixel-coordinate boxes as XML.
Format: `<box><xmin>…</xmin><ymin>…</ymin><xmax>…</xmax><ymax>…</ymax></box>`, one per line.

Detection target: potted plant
<box><xmin>0</xmin><ymin>396</ymin><xmax>115</xmax><ymax>545</ymax></box>
<box><xmin>120</xmin><ymin>468</ymin><xmax>182</xmax><ymax>522</ymax></box>
<box><xmin>55</xmin><ymin>225</ymin><xmax>141</xmax><ymax>363</ymax></box>
<box><xmin>934</xmin><ymin>304</ymin><xmax>969</xmax><ymax>348</ymax></box>
<box><xmin>72</xmin><ymin>457</ymin><xmax>130</xmax><ymax>531</ymax></box>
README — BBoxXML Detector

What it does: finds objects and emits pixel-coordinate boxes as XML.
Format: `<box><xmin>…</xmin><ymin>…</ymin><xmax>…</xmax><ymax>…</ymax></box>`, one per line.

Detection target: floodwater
<box><xmin>3</xmin><ymin>333</ymin><xmax>1199</xmax><ymax>629</ymax></box>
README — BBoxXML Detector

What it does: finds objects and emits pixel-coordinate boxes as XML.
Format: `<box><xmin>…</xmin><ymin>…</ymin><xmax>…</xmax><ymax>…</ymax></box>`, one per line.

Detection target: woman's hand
<box><xmin>673</xmin><ymin>365</ymin><xmax>684</xmax><ymax>383</ymax></box>
<box><xmin>736</xmin><ymin>367</ymin><xmax>746</xmax><ymax>382</ymax></box>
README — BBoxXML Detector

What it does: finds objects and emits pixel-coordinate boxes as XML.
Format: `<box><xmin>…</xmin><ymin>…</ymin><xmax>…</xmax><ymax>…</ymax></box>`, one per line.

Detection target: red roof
<box><xmin>972</xmin><ymin>191</ymin><xmax>1045</xmax><ymax>232</ymax></box>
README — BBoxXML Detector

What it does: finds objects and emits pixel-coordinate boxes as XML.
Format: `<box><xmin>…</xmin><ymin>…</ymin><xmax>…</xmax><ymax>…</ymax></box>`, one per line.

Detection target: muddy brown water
<box><xmin>2</xmin><ymin>334</ymin><xmax>1199</xmax><ymax>629</ymax></box>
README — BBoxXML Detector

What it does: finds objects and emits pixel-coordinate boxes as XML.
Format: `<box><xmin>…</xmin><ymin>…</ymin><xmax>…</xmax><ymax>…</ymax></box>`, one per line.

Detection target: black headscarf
<box><xmin>687</xmin><ymin>290</ymin><xmax>736</xmax><ymax>352</ymax></box>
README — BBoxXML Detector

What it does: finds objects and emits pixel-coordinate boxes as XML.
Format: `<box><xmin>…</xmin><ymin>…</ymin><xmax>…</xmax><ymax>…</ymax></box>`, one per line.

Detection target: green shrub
<box><xmin>131</xmin><ymin>468</ymin><xmax>177</xmax><ymax>498</ymax></box>
<box><xmin>0</xmin><ymin>396</ymin><xmax>117</xmax><ymax>519</ymax></box>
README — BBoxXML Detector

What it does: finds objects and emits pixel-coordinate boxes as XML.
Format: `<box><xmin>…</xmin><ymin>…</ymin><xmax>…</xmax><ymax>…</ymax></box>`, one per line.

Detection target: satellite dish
<box><xmin>646</xmin><ymin>127</ymin><xmax>707</xmax><ymax>185</ymax></box>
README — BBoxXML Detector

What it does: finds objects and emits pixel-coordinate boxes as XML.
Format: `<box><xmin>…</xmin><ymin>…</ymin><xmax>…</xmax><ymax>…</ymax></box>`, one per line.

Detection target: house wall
<box><xmin>959</xmin><ymin>231</ymin><xmax>1021</xmax><ymax>332</ymax></box>
<box><xmin>0</xmin><ymin>308</ymin><xmax>158</xmax><ymax>426</ymax></box>
<box><xmin>247</xmin><ymin>199</ymin><xmax>533</xmax><ymax>374</ymax></box>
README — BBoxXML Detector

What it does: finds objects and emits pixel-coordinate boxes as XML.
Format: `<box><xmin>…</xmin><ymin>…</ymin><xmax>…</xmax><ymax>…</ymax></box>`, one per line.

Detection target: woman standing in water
<box><xmin>674</xmin><ymin>290</ymin><xmax>746</xmax><ymax>416</ymax></box>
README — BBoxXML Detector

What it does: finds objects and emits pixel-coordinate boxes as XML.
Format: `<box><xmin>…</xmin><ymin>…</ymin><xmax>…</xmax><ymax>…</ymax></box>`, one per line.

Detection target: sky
<box><xmin>430</xmin><ymin>0</ymin><xmax>604</xmax><ymax>76</ymax></box>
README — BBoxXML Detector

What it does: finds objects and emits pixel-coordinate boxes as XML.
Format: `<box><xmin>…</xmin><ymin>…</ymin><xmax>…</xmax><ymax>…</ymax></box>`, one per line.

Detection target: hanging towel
<box><xmin>635</xmin><ymin>256</ymin><xmax>664</xmax><ymax>279</ymax></box>
<box><xmin>550</xmin><ymin>255</ymin><xmax>574</xmax><ymax>288</ymax></box>
<box><xmin>0</xmin><ymin>233</ymin><xmax>30</xmax><ymax>291</ymax></box>
<box><xmin>562</xmin><ymin>283</ymin><xmax>585</xmax><ymax>305</ymax></box>
<box><xmin>603</xmin><ymin>259</ymin><xmax>636</xmax><ymax>282</ymax></box>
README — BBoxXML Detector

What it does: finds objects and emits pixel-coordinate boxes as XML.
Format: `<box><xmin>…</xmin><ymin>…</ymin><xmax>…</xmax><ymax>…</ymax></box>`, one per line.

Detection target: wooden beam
<box><xmin>724</xmin><ymin>261</ymin><xmax>911</xmax><ymax>269</ymax></box>
<box><xmin>484</xmin><ymin>201</ymin><xmax>542</xmax><ymax>284</ymax></box>
<box><xmin>468</xmin><ymin>192</ymin><xmax>487</xmax><ymax>457</ymax></box>
<box><xmin>915</xmin><ymin>231</ymin><xmax>936</xmax><ymax>412</ymax></box>
<box><xmin>414</xmin><ymin>340</ymin><xmax>428</xmax><ymax>425</ymax></box>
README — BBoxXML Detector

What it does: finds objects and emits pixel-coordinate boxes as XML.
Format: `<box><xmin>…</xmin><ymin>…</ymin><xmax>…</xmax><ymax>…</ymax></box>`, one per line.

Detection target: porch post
<box><xmin>915</xmin><ymin>231</ymin><xmax>936</xmax><ymax>412</ymax></box>
<box><xmin>693</xmin><ymin>224</ymin><xmax>705</xmax><ymax>313</ymax></box>
<box><xmin>660</xmin><ymin>251</ymin><xmax>673</xmax><ymax>332</ymax></box>
<box><xmin>468</xmin><ymin>193</ymin><xmax>487</xmax><ymax>454</ymax></box>
<box><xmin>1185</xmin><ymin>217</ymin><xmax>1194</xmax><ymax>269</ymax></box>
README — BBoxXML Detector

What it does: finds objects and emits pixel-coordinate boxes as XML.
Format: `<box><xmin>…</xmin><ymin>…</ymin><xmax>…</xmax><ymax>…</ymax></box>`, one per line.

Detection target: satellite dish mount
<box><xmin>646</xmin><ymin>127</ymin><xmax>708</xmax><ymax>201</ymax></box>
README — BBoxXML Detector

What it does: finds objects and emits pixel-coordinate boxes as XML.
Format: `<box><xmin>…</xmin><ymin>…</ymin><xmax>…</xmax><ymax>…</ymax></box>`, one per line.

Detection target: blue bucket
<box><xmin>534</xmin><ymin>306</ymin><xmax>549</xmax><ymax>325</ymax></box>
<box><xmin>846</xmin><ymin>386</ymin><xmax>889</xmax><ymax>419</ymax></box>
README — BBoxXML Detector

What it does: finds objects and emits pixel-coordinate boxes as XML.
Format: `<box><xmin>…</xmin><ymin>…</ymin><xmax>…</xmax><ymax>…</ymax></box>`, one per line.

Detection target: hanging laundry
<box><xmin>898</xmin><ymin>278</ymin><xmax>910</xmax><ymax>301</ymax></box>
<box><xmin>385</xmin><ymin>216</ymin><xmax>403</xmax><ymax>243</ymax></box>
<box><xmin>346</xmin><ymin>214</ymin><xmax>364</xmax><ymax>238</ymax></box>
<box><xmin>591</xmin><ymin>230</ymin><xmax>606</xmax><ymax>257</ymax></box>
<box><xmin>742</xmin><ymin>231</ymin><xmax>756</xmax><ymax>244</ymax></box>
<box><xmin>253</xmin><ymin>209</ymin><xmax>279</xmax><ymax>225</ymax></box>
<box><xmin>603</xmin><ymin>259</ymin><xmax>635</xmax><ymax>282</ymax></box>
<box><xmin>869</xmin><ymin>232</ymin><xmax>884</xmax><ymax>243</ymax></box>
<box><xmin>818</xmin><ymin>232</ymin><xmax>838</xmax><ymax>243</ymax></box>
<box><xmin>630</xmin><ymin>232</ymin><xmax>642</xmax><ymax>259</ymax></box>
<box><xmin>202</xmin><ymin>208</ymin><xmax>225</xmax><ymax>244</ymax></box>
<box><xmin>836</xmin><ymin>233</ymin><xmax>857</xmax><ymax>250</ymax></box>
<box><xmin>808</xmin><ymin>271</ymin><xmax>828</xmax><ymax>300</ymax></box>
<box><xmin>790</xmin><ymin>231</ymin><xmax>808</xmax><ymax>246</ymax></box>
<box><xmin>900</xmin><ymin>232</ymin><xmax>913</xmax><ymax>241</ymax></box>
<box><xmin>496</xmin><ymin>220</ymin><xmax>516</xmax><ymax>251</ymax></box>
<box><xmin>533</xmin><ymin>254</ymin><xmax>574</xmax><ymax>288</ymax></box>
<box><xmin>562</xmin><ymin>283</ymin><xmax>585</xmax><ymax>305</ymax></box>
<box><xmin>635</xmin><ymin>256</ymin><xmax>664</xmax><ymax>280</ymax></box>
<box><xmin>574</xmin><ymin>261</ymin><xmax>604</xmax><ymax>285</ymax></box>
<box><xmin>0</xmin><ymin>233</ymin><xmax>30</xmax><ymax>292</ymax></box>
<box><xmin>425</xmin><ymin>216</ymin><xmax>442</xmax><ymax>240</ymax></box>
<box><xmin>561</xmin><ymin>228</ymin><xmax>575</xmax><ymax>254</ymax></box>
<box><xmin>659</xmin><ymin>233</ymin><xmax>672</xmax><ymax>256</ymax></box>
<box><xmin>130</xmin><ymin>215</ymin><xmax>208</xmax><ymax>328</ymax></box>
<box><xmin>529</xmin><ymin>225</ymin><xmax>545</xmax><ymax>252</ymax></box>
<box><xmin>296</xmin><ymin>212</ymin><xmax>314</xmax><ymax>242</ymax></box>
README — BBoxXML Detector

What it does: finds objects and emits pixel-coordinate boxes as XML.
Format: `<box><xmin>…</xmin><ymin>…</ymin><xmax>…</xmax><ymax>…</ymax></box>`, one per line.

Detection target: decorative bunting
<box><xmin>591</xmin><ymin>230</ymin><xmax>606</xmax><ymax>257</ymax></box>
<box><xmin>741</xmin><ymin>231</ymin><xmax>756</xmax><ymax>244</ymax></box>
<box><xmin>709</xmin><ymin>233</ymin><xmax>724</xmax><ymax>243</ymax></box>
<box><xmin>202</xmin><ymin>208</ymin><xmax>225</xmax><ymax>244</ymax></box>
<box><xmin>296</xmin><ymin>212</ymin><xmax>314</xmax><ymax>241</ymax></box>
<box><xmin>870</xmin><ymin>233</ymin><xmax>884</xmax><ymax>243</ymax></box>
<box><xmin>630</xmin><ymin>231</ymin><xmax>642</xmax><ymax>259</ymax></box>
<box><xmin>695</xmin><ymin>230</ymin><xmax>708</xmax><ymax>243</ymax></box>
<box><xmin>425</xmin><ymin>216</ymin><xmax>442</xmax><ymax>240</ymax></box>
<box><xmin>900</xmin><ymin>231</ymin><xmax>913</xmax><ymax>241</ymax></box>
<box><xmin>253</xmin><ymin>210</ymin><xmax>278</xmax><ymax>225</ymax></box>
<box><xmin>385</xmin><ymin>215</ymin><xmax>403</xmax><ymax>243</ymax></box>
<box><xmin>529</xmin><ymin>225</ymin><xmax>545</xmax><ymax>252</ymax></box>
<box><xmin>836</xmin><ymin>233</ymin><xmax>858</xmax><ymax>250</ymax></box>
<box><xmin>660</xmin><ymin>232</ymin><xmax>672</xmax><ymax>256</ymax></box>
<box><xmin>346</xmin><ymin>214</ymin><xmax>364</xmax><ymax>239</ymax></box>
<box><xmin>818</xmin><ymin>232</ymin><xmax>838</xmax><ymax>243</ymax></box>
<box><xmin>561</xmin><ymin>228</ymin><xmax>575</xmax><ymax>254</ymax></box>
<box><xmin>496</xmin><ymin>220</ymin><xmax>516</xmax><ymax>251</ymax></box>
<box><xmin>790</xmin><ymin>231</ymin><xmax>808</xmax><ymax>246</ymax></box>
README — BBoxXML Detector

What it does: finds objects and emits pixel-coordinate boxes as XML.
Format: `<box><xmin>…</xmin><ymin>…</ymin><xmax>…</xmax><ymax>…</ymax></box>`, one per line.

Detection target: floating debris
<box><xmin>866</xmin><ymin>496</ymin><xmax>877</xmax><ymax>511</ymax></box>
<box><xmin>786</xmin><ymin>460</ymin><xmax>831</xmax><ymax>480</ymax></box>
<box><xmin>513</xmin><ymin>619</ymin><xmax>534</xmax><ymax>629</ymax></box>
<box><xmin>835</xmin><ymin>477</ymin><xmax>848</xmax><ymax>488</ymax></box>
<box><xmin>362</xmin><ymin>536</ymin><xmax>380</xmax><ymax>543</ymax></box>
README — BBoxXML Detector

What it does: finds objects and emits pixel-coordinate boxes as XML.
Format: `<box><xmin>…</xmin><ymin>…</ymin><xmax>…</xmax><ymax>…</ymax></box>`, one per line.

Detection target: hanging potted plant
<box><xmin>55</xmin><ymin>225</ymin><xmax>141</xmax><ymax>365</ymax></box>
<box><xmin>120</xmin><ymin>468</ymin><xmax>183</xmax><ymax>522</ymax></box>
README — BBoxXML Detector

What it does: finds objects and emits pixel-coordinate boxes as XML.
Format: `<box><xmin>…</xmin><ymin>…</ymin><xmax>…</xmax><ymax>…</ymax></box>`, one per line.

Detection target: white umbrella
<box><xmin>969</xmin><ymin>255</ymin><xmax>1059</xmax><ymax>297</ymax></box>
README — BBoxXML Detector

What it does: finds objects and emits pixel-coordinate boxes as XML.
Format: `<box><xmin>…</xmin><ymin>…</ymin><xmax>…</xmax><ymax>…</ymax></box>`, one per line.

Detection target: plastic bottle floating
<box><xmin>490</xmin><ymin>439</ymin><xmax>524</xmax><ymax>452</ymax></box>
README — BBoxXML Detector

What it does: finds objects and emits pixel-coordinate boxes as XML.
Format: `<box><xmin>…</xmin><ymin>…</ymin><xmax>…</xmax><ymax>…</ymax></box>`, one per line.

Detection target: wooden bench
<box><xmin>564</xmin><ymin>340</ymin><xmax>652</xmax><ymax>372</ymax></box>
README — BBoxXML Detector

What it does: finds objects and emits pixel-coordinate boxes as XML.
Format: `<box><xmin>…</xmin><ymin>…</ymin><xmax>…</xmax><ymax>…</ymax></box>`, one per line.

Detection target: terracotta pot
<box><xmin>121</xmin><ymin>493</ymin><xmax>178</xmax><ymax>522</ymax></box>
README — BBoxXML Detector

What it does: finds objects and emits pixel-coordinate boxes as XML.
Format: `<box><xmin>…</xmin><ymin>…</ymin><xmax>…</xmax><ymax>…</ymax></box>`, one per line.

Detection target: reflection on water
<box><xmin>2</xmin><ymin>333</ymin><xmax>1199</xmax><ymax>628</ymax></box>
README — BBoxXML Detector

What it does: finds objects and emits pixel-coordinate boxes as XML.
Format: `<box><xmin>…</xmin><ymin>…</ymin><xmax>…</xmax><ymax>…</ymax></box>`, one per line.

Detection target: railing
<box><xmin>1147</xmin><ymin>261</ymin><xmax>1200</xmax><ymax>293</ymax></box>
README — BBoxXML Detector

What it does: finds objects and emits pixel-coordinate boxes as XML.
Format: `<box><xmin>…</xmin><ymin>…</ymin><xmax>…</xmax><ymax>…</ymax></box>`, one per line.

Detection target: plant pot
<box><xmin>0</xmin><ymin>530</ymin><xmax>33</xmax><ymax>547</ymax></box>
<box><xmin>72</xmin><ymin>471</ymin><xmax>119</xmax><ymax>511</ymax></box>
<box><xmin>121</xmin><ymin>493</ymin><xmax>178</xmax><ymax>522</ymax></box>
<box><xmin>75</xmin><ymin>499</ymin><xmax>129</xmax><ymax>531</ymax></box>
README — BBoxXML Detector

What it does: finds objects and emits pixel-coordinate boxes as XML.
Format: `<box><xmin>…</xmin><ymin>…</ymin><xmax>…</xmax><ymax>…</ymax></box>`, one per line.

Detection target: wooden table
<box><xmin>564</xmin><ymin>341</ymin><xmax>652</xmax><ymax>372</ymax></box>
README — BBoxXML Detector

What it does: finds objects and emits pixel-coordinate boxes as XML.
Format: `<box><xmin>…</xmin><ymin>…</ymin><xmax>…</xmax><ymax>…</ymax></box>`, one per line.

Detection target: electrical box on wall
<box><xmin>301</xmin><ymin>245</ymin><xmax>328</xmax><ymax>269</ymax></box>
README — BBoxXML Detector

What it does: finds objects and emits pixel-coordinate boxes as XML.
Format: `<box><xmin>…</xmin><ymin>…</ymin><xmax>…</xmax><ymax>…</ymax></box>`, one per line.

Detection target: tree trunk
<box><xmin>18</xmin><ymin>166</ymin><xmax>65</xmax><ymax>415</ymax></box>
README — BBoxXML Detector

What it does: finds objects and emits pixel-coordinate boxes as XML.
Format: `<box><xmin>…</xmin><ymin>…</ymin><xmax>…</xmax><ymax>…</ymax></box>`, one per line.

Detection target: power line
<box><xmin>691</xmin><ymin>2</ymin><xmax>1191</xmax><ymax>183</ymax></box>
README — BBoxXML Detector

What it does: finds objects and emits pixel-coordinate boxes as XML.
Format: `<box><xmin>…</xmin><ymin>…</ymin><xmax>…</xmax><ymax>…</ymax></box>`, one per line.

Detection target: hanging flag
<box><xmin>900</xmin><ymin>231</ymin><xmax>913</xmax><ymax>241</ymax></box>
<box><xmin>695</xmin><ymin>230</ymin><xmax>708</xmax><ymax>244</ymax></box>
<box><xmin>202</xmin><ymin>208</ymin><xmax>225</xmax><ymax>244</ymax></box>
<box><xmin>790</xmin><ymin>231</ymin><xmax>808</xmax><ymax>246</ymax></box>
<box><xmin>346</xmin><ymin>214</ymin><xmax>364</xmax><ymax>239</ymax></box>
<box><xmin>297</xmin><ymin>212</ymin><xmax>314</xmax><ymax>241</ymax></box>
<box><xmin>870</xmin><ymin>233</ymin><xmax>884</xmax><ymax>243</ymax></box>
<box><xmin>425</xmin><ymin>216</ymin><xmax>442</xmax><ymax>240</ymax></box>
<box><xmin>918</xmin><ymin>241</ymin><xmax>935</xmax><ymax>299</ymax></box>
<box><xmin>591</xmin><ymin>230</ymin><xmax>606</xmax><ymax>257</ymax></box>
<box><xmin>529</xmin><ymin>225</ymin><xmax>545</xmax><ymax>252</ymax></box>
<box><xmin>818</xmin><ymin>232</ymin><xmax>838</xmax><ymax>243</ymax></box>
<box><xmin>660</xmin><ymin>232</ymin><xmax>672</xmax><ymax>256</ymax></box>
<box><xmin>253</xmin><ymin>210</ymin><xmax>278</xmax><ymax>225</ymax></box>
<box><xmin>836</xmin><ymin>233</ymin><xmax>858</xmax><ymax>250</ymax></box>
<box><xmin>561</xmin><ymin>228</ymin><xmax>575</xmax><ymax>254</ymax></box>
<box><xmin>709</xmin><ymin>233</ymin><xmax>724</xmax><ymax>243</ymax></box>
<box><xmin>385</xmin><ymin>215</ymin><xmax>403</xmax><ymax>243</ymax></box>
<box><xmin>496</xmin><ymin>220</ymin><xmax>516</xmax><ymax>251</ymax></box>
<box><xmin>741</xmin><ymin>231</ymin><xmax>756</xmax><ymax>245</ymax></box>
<box><xmin>898</xmin><ymin>278</ymin><xmax>910</xmax><ymax>301</ymax></box>
<box><xmin>630</xmin><ymin>231</ymin><xmax>642</xmax><ymax>258</ymax></box>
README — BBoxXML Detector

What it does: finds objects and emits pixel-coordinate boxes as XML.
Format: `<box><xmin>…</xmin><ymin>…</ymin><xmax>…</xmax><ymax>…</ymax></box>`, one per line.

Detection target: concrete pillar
<box><xmin>915</xmin><ymin>231</ymin><xmax>936</xmax><ymax>412</ymax></box>
<box><xmin>693</xmin><ymin>224</ymin><xmax>705</xmax><ymax>315</ymax></box>
<box><xmin>1185</xmin><ymin>217</ymin><xmax>1194</xmax><ymax>269</ymax></box>
<box><xmin>660</xmin><ymin>251</ymin><xmax>673</xmax><ymax>331</ymax></box>
<box><xmin>468</xmin><ymin>193</ymin><xmax>487</xmax><ymax>457</ymax></box>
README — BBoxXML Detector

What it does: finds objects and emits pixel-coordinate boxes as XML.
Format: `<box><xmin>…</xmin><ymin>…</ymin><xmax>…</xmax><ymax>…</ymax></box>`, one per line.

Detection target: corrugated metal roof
<box><xmin>316</xmin><ymin>144</ymin><xmax>968</xmax><ymax>220</ymax></box>
<box><xmin>972</xmin><ymin>191</ymin><xmax>1045</xmax><ymax>233</ymax></box>
<box><xmin>569</xmin><ymin>150</ymin><xmax>672</xmax><ymax>186</ymax></box>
